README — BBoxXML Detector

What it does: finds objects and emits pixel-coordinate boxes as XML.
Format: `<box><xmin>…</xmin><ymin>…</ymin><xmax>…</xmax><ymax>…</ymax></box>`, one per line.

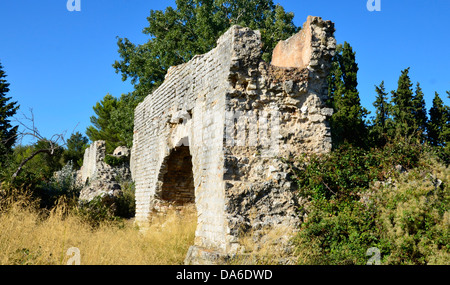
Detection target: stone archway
<box><xmin>160</xmin><ymin>146</ymin><xmax>195</xmax><ymax>205</ymax></box>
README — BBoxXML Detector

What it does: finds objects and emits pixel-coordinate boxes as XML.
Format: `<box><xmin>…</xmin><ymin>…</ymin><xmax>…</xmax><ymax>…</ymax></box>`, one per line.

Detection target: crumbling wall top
<box><xmin>271</xmin><ymin>16</ymin><xmax>335</xmax><ymax>70</ymax></box>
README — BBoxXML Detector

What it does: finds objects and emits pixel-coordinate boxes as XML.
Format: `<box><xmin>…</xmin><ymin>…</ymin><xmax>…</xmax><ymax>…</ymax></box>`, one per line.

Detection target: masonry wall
<box><xmin>131</xmin><ymin>26</ymin><xmax>240</xmax><ymax>251</ymax></box>
<box><xmin>79</xmin><ymin>140</ymin><xmax>106</xmax><ymax>184</ymax></box>
<box><xmin>131</xmin><ymin>16</ymin><xmax>336</xmax><ymax>263</ymax></box>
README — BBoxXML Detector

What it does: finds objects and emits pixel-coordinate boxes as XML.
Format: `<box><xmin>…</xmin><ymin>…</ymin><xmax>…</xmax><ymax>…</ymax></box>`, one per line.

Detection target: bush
<box><xmin>104</xmin><ymin>154</ymin><xmax>128</xmax><ymax>167</ymax></box>
<box><xmin>293</xmin><ymin>140</ymin><xmax>449</xmax><ymax>265</ymax></box>
<box><xmin>77</xmin><ymin>196</ymin><xmax>121</xmax><ymax>228</ymax></box>
<box><xmin>114</xmin><ymin>181</ymin><xmax>136</xmax><ymax>219</ymax></box>
<box><xmin>76</xmin><ymin>181</ymin><xmax>136</xmax><ymax>227</ymax></box>
<box><xmin>376</xmin><ymin>159</ymin><xmax>450</xmax><ymax>264</ymax></box>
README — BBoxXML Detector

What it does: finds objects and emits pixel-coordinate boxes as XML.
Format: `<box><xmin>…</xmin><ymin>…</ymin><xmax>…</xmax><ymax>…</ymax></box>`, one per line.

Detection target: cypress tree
<box><xmin>427</xmin><ymin>92</ymin><xmax>447</xmax><ymax>146</ymax></box>
<box><xmin>442</xmin><ymin>91</ymin><xmax>450</xmax><ymax>163</ymax></box>
<box><xmin>0</xmin><ymin>61</ymin><xmax>19</xmax><ymax>164</ymax></box>
<box><xmin>327</xmin><ymin>42</ymin><xmax>368</xmax><ymax>148</ymax></box>
<box><xmin>412</xmin><ymin>82</ymin><xmax>428</xmax><ymax>142</ymax></box>
<box><xmin>370</xmin><ymin>81</ymin><xmax>390</xmax><ymax>146</ymax></box>
<box><xmin>390</xmin><ymin>67</ymin><xmax>415</xmax><ymax>138</ymax></box>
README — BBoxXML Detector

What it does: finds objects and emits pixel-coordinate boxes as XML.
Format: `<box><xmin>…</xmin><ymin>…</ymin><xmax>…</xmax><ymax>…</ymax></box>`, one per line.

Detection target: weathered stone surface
<box><xmin>131</xmin><ymin>16</ymin><xmax>336</xmax><ymax>264</ymax></box>
<box><xmin>271</xmin><ymin>15</ymin><xmax>335</xmax><ymax>70</ymax></box>
<box><xmin>78</xmin><ymin>141</ymin><xmax>131</xmax><ymax>203</ymax></box>
<box><xmin>79</xmin><ymin>140</ymin><xmax>106</xmax><ymax>185</ymax></box>
<box><xmin>112</xmin><ymin>146</ymin><xmax>130</xmax><ymax>157</ymax></box>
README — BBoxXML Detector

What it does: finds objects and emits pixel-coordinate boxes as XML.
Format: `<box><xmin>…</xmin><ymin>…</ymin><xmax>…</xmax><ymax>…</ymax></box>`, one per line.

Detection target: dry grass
<box><xmin>226</xmin><ymin>226</ymin><xmax>298</xmax><ymax>265</ymax></box>
<box><xmin>0</xmin><ymin>193</ymin><xmax>197</xmax><ymax>265</ymax></box>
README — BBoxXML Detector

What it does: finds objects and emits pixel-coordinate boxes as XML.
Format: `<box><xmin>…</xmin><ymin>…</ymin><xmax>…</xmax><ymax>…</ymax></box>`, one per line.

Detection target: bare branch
<box><xmin>10</xmin><ymin>109</ymin><xmax>70</xmax><ymax>181</ymax></box>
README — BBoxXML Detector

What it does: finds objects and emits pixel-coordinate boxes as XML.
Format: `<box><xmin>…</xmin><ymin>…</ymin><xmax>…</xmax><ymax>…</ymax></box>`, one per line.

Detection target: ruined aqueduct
<box><xmin>80</xmin><ymin>16</ymin><xmax>337</xmax><ymax>264</ymax></box>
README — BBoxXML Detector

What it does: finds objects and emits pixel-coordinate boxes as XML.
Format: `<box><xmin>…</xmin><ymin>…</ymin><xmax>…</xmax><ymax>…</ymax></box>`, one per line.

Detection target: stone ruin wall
<box><xmin>77</xmin><ymin>140</ymin><xmax>131</xmax><ymax>202</ymax></box>
<box><xmin>79</xmin><ymin>140</ymin><xmax>105</xmax><ymax>184</ymax></box>
<box><xmin>131</xmin><ymin>16</ymin><xmax>336</xmax><ymax>264</ymax></box>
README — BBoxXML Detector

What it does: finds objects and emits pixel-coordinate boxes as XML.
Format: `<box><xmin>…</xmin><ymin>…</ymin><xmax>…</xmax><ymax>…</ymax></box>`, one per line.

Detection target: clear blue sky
<box><xmin>1</xmin><ymin>0</ymin><xmax>449</xmax><ymax>145</ymax></box>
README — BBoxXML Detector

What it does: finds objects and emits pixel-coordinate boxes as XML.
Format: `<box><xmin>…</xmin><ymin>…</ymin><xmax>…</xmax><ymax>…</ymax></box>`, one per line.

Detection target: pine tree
<box><xmin>0</xmin><ymin>61</ymin><xmax>19</xmax><ymax>164</ymax></box>
<box><xmin>411</xmin><ymin>82</ymin><xmax>428</xmax><ymax>142</ymax></box>
<box><xmin>63</xmin><ymin>132</ymin><xmax>89</xmax><ymax>169</ymax></box>
<box><xmin>370</xmin><ymin>81</ymin><xmax>390</xmax><ymax>146</ymax></box>
<box><xmin>442</xmin><ymin>91</ymin><xmax>450</xmax><ymax>163</ymax></box>
<box><xmin>86</xmin><ymin>93</ymin><xmax>122</xmax><ymax>153</ymax></box>
<box><xmin>327</xmin><ymin>42</ymin><xmax>368</xmax><ymax>148</ymax></box>
<box><xmin>427</xmin><ymin>92</ymin><xmax>447</xmax><ymax>146</ymax></box>
<box><xmin>390</xmin><ymin>67</ymin><xmax>415</xmax><ymax>138</ymax></box>
<box><xmin>440</xmin><ymin>91</ymin><xmax>450</xmax><ymax>145</ymax></box>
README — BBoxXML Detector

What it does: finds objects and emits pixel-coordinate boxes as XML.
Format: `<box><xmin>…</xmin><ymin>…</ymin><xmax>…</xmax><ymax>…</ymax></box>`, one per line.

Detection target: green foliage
<box><xmin>63</xmin><ymin>132</ymin><xmax>89</xmax><ymax>169</ymax></box>
<box><xmin>295</xmin><ymin>140</ymin><xmax>423</xmax><ymax>201</ymax></box>
<box><xmin>411</xmin><ymin>83</ymin><xmax>428</xmax><ymax>142</ymax></box>
<box><xmin>295</xmin><ymin>198</ymin><xmax>379</xmax><ymax>265</ymax></box>
<box><xmin>114</xmin><ymin>181</ymin><xmax>136</xmax><ymax>219</ymax></box>
<box><xmin>39</xmin><ymin>161</ymin><xmax>82</xmax><ymax>208</ymax></box>
<box><xmin>104</xmin><ymin>154</ymin><xmax>128</xmax><ymax>167</ymax></box>
<box><xmin>108</xmin><ymin>93</ymin><xmax>141</xmax><ymax>149</ymax></box>
<box><xmin>376</xmin><ymin>163</ymin><xmax>450</xmax><ymax>264</ymax></box>
<box><xmin>428</xmin><ymin>92</ymin><xmax>448</xmax><ymax>147</ymax></box>
<box><xmin>369</xmin><ymin>80</ymin><xmax>396</xmax><ymax>147</ymax></box>
<box><xmin>86</xmin><ymin>94</ymin><xmax>122</xmax><ymax>153</ymax></box>
<box><xmin>77</xmin><ymin>181</ymin><xmax>136</xmax><ymax>227</ymax></box>
<box><xmin>113</xmin><ymin>0</ymin><xmax>299</xmax><ymax>98</ymax></box>
<box><xmin>293</xmin><ymin>140</ymin><xmax>449</xmax><ymax>265</ymax></box>
<box><xmin>327</xmin><ymin>42</ymin><xmax>368</xmax><ymax>148</ymax></box>
<box><xmin>0</xmin><ymin>61</ymin><xmax>19</xmax><ymax>165</ymax></box>
<box><xmin>8</xmin><ymin>141</ymin><xmax>64</xmax><ymax>185</ymax></box>
<box><xmin>77</xmin><ymin>196</ymin><xmax>120</xmax><ymax>228</ymax></box>
<box><xmin>390</xmin><ymin>68</ymin><xmax>417</xmax><ymax>139</ymax></box>
<box><xmin>86</xmin><ymin>93</ymin><xmax>140</xmax><ymax>154</ymax></box>
<box><xmin>1</xmin><ymin>140</ymin><xmax>73</xmax><ymax>208</ymax></box>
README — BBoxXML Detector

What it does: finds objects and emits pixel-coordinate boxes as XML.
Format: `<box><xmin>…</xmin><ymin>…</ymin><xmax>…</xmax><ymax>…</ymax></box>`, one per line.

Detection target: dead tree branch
<box><xmin>10</xmin><ymin>108</ymin><xmax>68</xmax><ymax>181</ymax></box>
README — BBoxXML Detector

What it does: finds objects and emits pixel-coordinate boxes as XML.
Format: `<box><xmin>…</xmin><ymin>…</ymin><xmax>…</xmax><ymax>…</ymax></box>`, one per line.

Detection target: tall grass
<box><xmin>0</xmin><ymin>192</ymin><xmax>196</xmax><ymax>265</ymax></box>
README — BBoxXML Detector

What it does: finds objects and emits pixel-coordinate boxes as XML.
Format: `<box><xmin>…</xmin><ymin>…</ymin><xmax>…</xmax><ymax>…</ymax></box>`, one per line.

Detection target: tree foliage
<box><xmin>369</xmin><ymin>81</ymin><xmax>390</xmax><ymax>146</ymax></box>
<box><xmin>428</xmin><ymin>92</ymin><xmax>448</xmax><ymax>147</ymax></box>
<box><xmin>411</xmin><ymin>82</ymin><xmax>428</xmax><ymax>142</ymax></box>
<box><xmin>113</xmin><ymin>0</ymin><xmax>299</xmax><ymax>98</ymax></box>
<box><xmin>0</xmin><ymin>61</ymin><xmax>19</xmax><ymax>164</ymax></box>
<box><xmin>327</xmin><ymin>42</ymin><xmax>368</xmax><ymax>148</ymax></box>
<box><xmin>87</xmin><ymin>0</ymin><xmax>300</xmax><ymax>152</ymax></box>
<box><xmin>390</xmin><ymin>67</ymin><xmax>417</xmax><ymax>138</ymax></box>
<box><xmin>63</xmin><ymin>132</ymin><xmax>89</xmax><ymax>169</ymax></box>
<box><xmin>86</xmin><ymin>93</ymin><xmax>138</xmax><ymax>153</ymax></box>
<box><xmin>86</xmin><ymin>94</ymin><xmax>121</xmax><ymax>153</ymax></box>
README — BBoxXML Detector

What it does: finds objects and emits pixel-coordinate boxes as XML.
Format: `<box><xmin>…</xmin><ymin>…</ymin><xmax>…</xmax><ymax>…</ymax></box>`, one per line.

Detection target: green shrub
<box><xmin>376</xmin><ymin>160</ymin><xmax>450</xmax><ymax>264</ymax></box>
<box><xmin>293</xmin><ymin>140</ymin><xmax>449</xmax><ymax>265</ymax></box>
<box><xmin>77</xmin><ymin>196</ymin><xmax>121</xmax><ymax>228</ymax></box>
<box><xmin>104</xmin><ymin>154</ymin><xmax>128</xmax><ymax>167</ymax></box>
<box><xmin>76</xmin><ymin>181</ymin><xmax>135</xmax><ymax>228</ymax></box>
<box><xmin>114</xmin><ymin>181</ymin><xmax>136</xmax><ymax>219</ymax></box>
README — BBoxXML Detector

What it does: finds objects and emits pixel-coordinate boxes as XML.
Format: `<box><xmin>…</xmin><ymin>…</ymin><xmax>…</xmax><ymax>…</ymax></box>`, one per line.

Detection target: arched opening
<box><xmin>161</xmin><ymin>146</ymin><xmax>195</xmax><ymax>205</ymax></box>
